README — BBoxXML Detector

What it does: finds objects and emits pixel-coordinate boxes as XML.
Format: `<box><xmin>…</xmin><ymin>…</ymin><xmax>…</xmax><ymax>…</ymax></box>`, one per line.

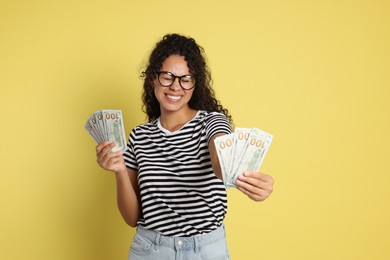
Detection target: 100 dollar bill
<box><xmin>231</xmin><ymin>132</ymin><xmax>271</xmax><ymax>185</ymax></box>
<box><xmin>102</xmin><ymin>110</ymin><xmax>126</xmax><ymax>152</ymax></box>
<box><xmin>214</xmin><ymin>134</ymin><xmax>235</xmax><ymax>187</ymax></box>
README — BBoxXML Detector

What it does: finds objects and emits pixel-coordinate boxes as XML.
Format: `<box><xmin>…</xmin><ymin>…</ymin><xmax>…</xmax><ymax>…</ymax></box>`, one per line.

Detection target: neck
<box><xmin>160</xmin><ymin>109</ymin><xmax>197</xmax><ymax>132</ymax></box>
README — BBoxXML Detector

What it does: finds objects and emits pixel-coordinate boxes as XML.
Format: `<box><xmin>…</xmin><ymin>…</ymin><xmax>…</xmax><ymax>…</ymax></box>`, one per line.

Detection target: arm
<box><xmin>114</xmin><ymin>168</ymin><xmax>141</xmax><ymax>227</ymax></box>
<box><xmin>96</xmin><ymin>142</ymin><xmax>141</xmax><ymax>227</ymax></box>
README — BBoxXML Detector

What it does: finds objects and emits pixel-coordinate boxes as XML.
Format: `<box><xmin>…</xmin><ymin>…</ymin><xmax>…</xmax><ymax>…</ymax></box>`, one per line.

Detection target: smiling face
<box><xmin>154</xmin><ymin>54</ymin><xmax>195</xmax><ymax>117</ymax></box>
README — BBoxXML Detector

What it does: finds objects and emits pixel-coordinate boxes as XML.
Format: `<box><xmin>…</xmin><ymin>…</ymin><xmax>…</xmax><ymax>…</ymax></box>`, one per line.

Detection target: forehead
<box><xmin>160</xmin><ymin>55</ymin><xmax>190</xmax><ymax>75</ymax></box>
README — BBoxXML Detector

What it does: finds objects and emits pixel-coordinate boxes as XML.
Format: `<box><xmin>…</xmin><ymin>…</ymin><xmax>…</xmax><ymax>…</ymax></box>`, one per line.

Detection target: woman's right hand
<box><xmin>96</xmin><ymin>141</ymin><xmax>126</xmax><ymax>174</ymax></box>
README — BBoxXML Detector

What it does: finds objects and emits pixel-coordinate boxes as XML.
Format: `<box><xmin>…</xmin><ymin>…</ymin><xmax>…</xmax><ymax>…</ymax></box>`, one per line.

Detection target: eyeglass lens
<box><xmin>158</xmin><ymin>72</ymin><xmax>195</xmax><ymax>90</ymax></box>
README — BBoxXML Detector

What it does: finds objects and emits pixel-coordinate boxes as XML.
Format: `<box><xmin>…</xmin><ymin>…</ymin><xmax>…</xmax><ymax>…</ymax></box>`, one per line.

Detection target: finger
<box><xmin>236</xmin><ymin>183</ymin><xmax>267</xmax><ymax>202</ymax></box>
<box><xmin>236</xmin><ymin>177</ymin><xmax>262</xmax><ymax>193</ymax></box>
<box><xmin>236</xmin><ymin>175</ymin><xmax>271</xmax><ymax>201</ymax></box>
<box><xmin>237</xmin><ymin>174</ymin><xmax>264</xmax><ymax>190</ymax></box>
<box><xmin>108</xmin><ymin>156</ymin><xmax>124</xmax><ymax>166</ymax></box>
<box><xmin>237</xmin><ymin>174</ymin><xmax>273</xmax><ymax>200</ymax></box>
<box><xmin>239</xmin><ymin>174</ymin><xmax>274</xmax><ymax>196</ymax></box>
<box><xmin>97</xmin><ymin>142</ymin><xmax>116</xmax><ymax>160</ymax></box>
<box><xmin>243</xmin><ymin>171</ymin><xmax>274</xmax><ymax>185</ymax></box>
<box><xmin>257</xmin><ymin>172</ymin><xmax>274</xmax><ymax>184</ymax></box>
<box><xmin>96</xmin><ymin>141</ymin><xmax>111</xmax><ymax>154</ymax></box>
<box><xmin>99</xmin><ymin>149</ymin><xmax>123</xmax><ymax>166</ymax></box>
<box><xmin>238</xmin><ymin>173</ymin><xmax>268</xmax><ymax>189</ymax></box>
<box><xmin>105</xmin><ymin>153</ymin><xmax>126</xmax><ymax>171</ymax></box>
<box><xmin>241</xmin><ymin>171</ymin><xmax>261</xmax><ymax>179</ymax></box>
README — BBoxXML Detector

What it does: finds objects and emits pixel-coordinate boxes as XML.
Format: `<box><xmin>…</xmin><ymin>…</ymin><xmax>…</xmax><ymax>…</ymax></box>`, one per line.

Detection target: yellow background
<box><xmin>1</xmin><ymin>0</ymin><xmax>389</xmax><ymax>259</ymax></box>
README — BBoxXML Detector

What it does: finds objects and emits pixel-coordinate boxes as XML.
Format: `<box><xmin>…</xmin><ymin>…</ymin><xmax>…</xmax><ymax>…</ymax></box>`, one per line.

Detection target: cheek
<box><xmin>153</xmin><ymin>82</ymin><xmax>161</xmax><ymax>97</ymax></box>
<box><xmin>153</xmin><ymin>87</ymin><xmax>161</xmax><ymax>102</ymax></box>
<box><xmin>187</xmin><ymin>91</ymin><xmax>194</xmax><ymax>100</ymax></box>
<box><xmin>187</xmin><ymin>89</ymin><xmax>195</xmax><ymax>101</ymax></box>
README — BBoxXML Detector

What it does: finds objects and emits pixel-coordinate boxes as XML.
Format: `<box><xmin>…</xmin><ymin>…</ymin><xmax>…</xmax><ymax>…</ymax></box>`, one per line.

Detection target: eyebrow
<box><xmin>160</xmin><ymin>71</ymin><xmax>193</xmax><ymax>77</ymax></box>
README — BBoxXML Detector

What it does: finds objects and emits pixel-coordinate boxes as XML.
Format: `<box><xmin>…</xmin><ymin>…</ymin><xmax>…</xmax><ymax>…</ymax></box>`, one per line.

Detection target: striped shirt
<box><xmin>124</xmin><ymin>110</ymin><xmax>232</xmax><ymax>237</ymax></box>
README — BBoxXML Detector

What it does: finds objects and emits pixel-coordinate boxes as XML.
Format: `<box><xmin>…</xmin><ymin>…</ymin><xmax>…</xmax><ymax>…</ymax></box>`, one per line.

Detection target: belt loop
<box><xmin>194</xmin><ymin>236</ymin><xmax>200</xmax><ymax>254</ymax></box>
<box><xmin>154</xmin><ymin>233</ymin><xmax>161</xmax><ymax>250</ymax></box>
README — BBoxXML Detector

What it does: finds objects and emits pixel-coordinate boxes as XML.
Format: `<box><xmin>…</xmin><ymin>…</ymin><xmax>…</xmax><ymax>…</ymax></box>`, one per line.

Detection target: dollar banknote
<box><xmin>85</xmin><ymin>116</ymin><xmax>100</xmax><ymax>143</ymax></box>
<box><xmin>230</xmin><ymin>128</ymin><xmax>252</xmax><ymax>177</ymax></box>
<box><xmin>231</xmin><ymin>131</ymin><xmax>271</xmax><ymax>185</ymax></box>
<box><xmin>214</xmin><ymin>128</ymin><xmax>273</xmax><ymax>188</ymax></box>
<box><xmin>86</xmin><ymin>114</ymin><xmax>103</xmax><ymax>143</ymax></box>
<box><xmin>214</xmin><ymin>133</ymin><xmax>235</xmax><ymax>186</ymax></box>
<box><xmin>85</xmin><ymin>109</ymin><xmax>127</xmax><ymax>152</ymax></box>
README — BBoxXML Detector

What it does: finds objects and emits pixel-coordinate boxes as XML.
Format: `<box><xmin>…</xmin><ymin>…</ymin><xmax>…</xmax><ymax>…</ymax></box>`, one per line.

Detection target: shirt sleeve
<box><xmin>205</xmin><ymin>112</ymin><xmax>232</xmax><ymax>145</ymax></box>
<box><xmin>123</xmin><ymin>128</ymin><xmax>139</xmax><ymax>171</ymax></box>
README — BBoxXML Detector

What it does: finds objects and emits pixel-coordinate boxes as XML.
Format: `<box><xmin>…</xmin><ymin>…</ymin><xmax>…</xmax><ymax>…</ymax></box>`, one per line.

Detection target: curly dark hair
<box><xmin>141</xmin><ymin>33</ymin><xmax>233</xmax><ymax>124</ymax></box>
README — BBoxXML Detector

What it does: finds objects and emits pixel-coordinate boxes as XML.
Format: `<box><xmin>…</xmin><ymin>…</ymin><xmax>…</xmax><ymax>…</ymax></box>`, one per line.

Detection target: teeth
<box><xmin>167</xmin><ymin>95</ymin><xmax>181</xmax><ymax>100</ymax></box>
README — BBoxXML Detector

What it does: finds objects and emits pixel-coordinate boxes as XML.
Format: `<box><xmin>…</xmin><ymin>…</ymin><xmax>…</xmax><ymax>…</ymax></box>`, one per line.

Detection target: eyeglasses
<box><xmin>157</xmin><ymin>71</ymin><xmax>196</xmax><ymax>90</ymax></box>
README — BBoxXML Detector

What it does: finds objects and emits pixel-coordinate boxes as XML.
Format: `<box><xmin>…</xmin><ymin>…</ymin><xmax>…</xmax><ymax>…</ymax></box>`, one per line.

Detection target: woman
<box><xmin>96</xmin><ymin>33</ymin><xmax>274</xmax><ymax>260</ymax></box>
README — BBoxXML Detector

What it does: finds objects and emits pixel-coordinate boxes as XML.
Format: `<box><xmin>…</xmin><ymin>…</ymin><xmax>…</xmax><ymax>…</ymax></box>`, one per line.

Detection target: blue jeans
<box><xmin>128</xmin><ymin>225</ymin><xmax>230</xmax><ymax>260</ymax></box>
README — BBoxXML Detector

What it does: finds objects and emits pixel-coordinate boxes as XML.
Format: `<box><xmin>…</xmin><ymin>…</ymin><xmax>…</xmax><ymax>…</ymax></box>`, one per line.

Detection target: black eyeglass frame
<box><xmin>156</xmin><ymin>71</ymin><xmax>196</xmax><ymax>90</ymax></box>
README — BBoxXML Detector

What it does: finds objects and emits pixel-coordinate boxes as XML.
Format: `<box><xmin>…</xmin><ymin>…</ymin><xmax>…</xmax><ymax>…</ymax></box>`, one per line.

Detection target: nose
<box><xmin>169</xmin><ymin>77</ymin><xmax>182</xmax><ymax>91</ymax></box>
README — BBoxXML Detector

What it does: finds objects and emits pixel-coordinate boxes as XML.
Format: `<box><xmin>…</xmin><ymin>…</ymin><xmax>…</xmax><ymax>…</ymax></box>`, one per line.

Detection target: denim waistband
<box><xmin>136</xmin><ymin>225</ymin><xmax>226</xmax><ymax>252</ymax></box>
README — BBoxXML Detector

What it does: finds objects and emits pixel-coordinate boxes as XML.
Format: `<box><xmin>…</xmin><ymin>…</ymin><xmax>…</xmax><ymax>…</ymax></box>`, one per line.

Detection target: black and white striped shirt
<box><xmin>124</xmin><ymin>110</ymin><xmax>232</xmax><ymax>237</ymax></box>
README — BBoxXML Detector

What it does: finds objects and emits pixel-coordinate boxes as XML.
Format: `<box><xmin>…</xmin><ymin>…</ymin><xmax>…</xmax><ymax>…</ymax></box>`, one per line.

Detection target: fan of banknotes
<box><xmin>214</xmin><ymin>128</ymin><xmax>273</xmax><ymax>188</ymax></box>
<box><xmin>84</xmin><ymin>110</ymin><xmax>127</xmax><ymax>152</ymax></box>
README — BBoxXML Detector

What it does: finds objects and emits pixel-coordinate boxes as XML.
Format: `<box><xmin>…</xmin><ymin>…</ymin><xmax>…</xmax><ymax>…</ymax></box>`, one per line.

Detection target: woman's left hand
<box><xmin>235</xmin><ymin>171</ymin><xmax>274</xmax><ymax>202</ymax></box>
